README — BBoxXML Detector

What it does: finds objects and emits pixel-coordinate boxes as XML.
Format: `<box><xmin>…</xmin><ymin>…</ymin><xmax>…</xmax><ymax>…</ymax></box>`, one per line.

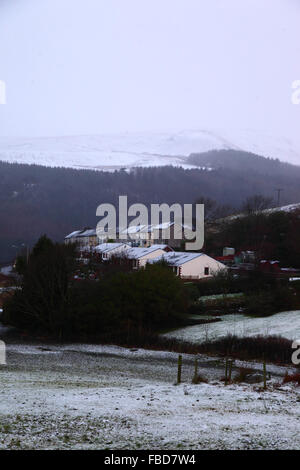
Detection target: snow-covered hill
<box><xmin>0</xmin><ymin>129</ymin><xmax>299</xmax><ymax>171</ymax></box>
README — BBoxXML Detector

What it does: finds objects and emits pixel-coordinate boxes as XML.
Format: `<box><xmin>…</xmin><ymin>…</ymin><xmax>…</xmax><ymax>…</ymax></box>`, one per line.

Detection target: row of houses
<box><xmin>118</xmin><ymin>222</ymin><xmax>193</xmax><ymax>248</ymax></box>
<box><xmin>87</xmin><ymin>241</ymin><xmax>226</xmax><ymax>280</ymax></box>
<box><xmin>65</xmin><ymin>229</ymin><xmax>300</xmax><ymax>281</ymax></box>
<box><xmin>65</xmin><ymin>228</ymin><xmax>100</xmax><ymax>251</ymax></box>
<box><xmin>95</xmin><ymin>243</ymin><xmax>172</xmax><ymax>269</ymax></box>
<box><xmin>65</xmin><ymin>222</ymin><xmax>192</xmax><ymax>251</ymax></box>
<box><xmin>64</xmin><ymin>227</ymin><xmax>226</xmax><ymax>280</ymax></box>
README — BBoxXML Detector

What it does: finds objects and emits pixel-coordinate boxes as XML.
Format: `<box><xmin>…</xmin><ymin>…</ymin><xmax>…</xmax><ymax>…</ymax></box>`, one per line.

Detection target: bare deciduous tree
<box><xmin>242</xmin><ymin>194</ymin><xmax>273</xmax><ymax>215</ymax></box>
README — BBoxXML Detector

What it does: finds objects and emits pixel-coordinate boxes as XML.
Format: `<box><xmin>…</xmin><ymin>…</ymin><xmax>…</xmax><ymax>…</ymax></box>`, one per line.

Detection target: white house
<box><xmin>150</xmin><ymin>222</ymin><xmax>193</xmax><ymax>249</ymax></box>
<box><xmin>64</xmin><ymin>228</ymin><xmax>99</xmax><ymax>251</ymax></box>
<box><xmin>94</xmin><ymin>243</ymin><xmax>130</xmax><ymax>260</ymax></box>
<box><xmin>126</xmin><ymin>245</ymin><xmax>173</xmax><ymax>268</ymax></box>
<box><xmin>118</xmin><ymin>225</ymin><xmax>153</xmax><ymax>247</ymax></box>
<box><xmin>149</xmin><ymin>251</ymin><xmax>227</xmax><ymax>280</ymax></box>
<box><xmin>118</xmin><ymin>222</ymin><xmax>194</xmax><ymax>249</ymax></box>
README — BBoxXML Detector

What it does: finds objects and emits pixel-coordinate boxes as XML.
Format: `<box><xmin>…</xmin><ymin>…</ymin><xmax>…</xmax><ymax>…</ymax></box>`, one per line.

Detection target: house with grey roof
<box><xmin>94</xmin><ymin>243</ymin><xmax>130</xmax><ymax>260</ymax></box>
<box><xmin>118</xmin><ymin>222</ymin><xmax>193</xmax><ymax>249</ymax></box>
<box><xmin>125</xmin><ymin>245</ymin><xmax>173</xmax><ymax>268</ymax></box>
<box><xmin>149</xmin><ymin>251</ymin><xmax>227</xmax><ymax>280</ymax></box>
<box><xmin>64</xmin><ymin>227</ymin><xmax>99</xmax><ymax>251</ymax></box>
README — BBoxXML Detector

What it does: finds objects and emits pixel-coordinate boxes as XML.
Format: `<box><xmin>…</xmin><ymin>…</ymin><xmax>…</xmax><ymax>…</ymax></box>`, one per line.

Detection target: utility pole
<box><xmin>275</xmin><ymin>188</ymin><xmax>283</xmax><ymax>207</ymax></box>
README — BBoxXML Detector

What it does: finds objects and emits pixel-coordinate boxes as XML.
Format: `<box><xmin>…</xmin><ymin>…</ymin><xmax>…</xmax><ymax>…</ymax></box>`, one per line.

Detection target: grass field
<box><xmin>0</xmin><ymin>342</ymin><xmax>299</xmax><ymax>450</ymax></box>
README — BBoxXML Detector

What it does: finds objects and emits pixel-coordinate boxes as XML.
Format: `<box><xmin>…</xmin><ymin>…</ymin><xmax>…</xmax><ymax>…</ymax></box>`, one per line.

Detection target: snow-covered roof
<box><xmin>94</xmin><ymin>243</ymin><xmax>129</xmax><ymax>253</ymax></box>
<box><xmin>80</xmin><ymin>229</ymin><xmax>97</xmax><ymax>237</ymax></box>
<box><xmin>119</xmin><ymin>222</ymin><xmax>193</xmax><ymax>235</ymax></box>
<box><xmin>147</xmin><ymin>244</ymin><xmax>171</xmax><ymax>251</ymax></box>
<box><xmin>120</xmin><ymin>225</ymin><xmax>153</xmax><ymax>235</ymax></box>
<box><xmin>65</xmin><ymin>230</ymin><xmax>82</xmax><ymax>239</ymax></box>
<box><xmin>152</xmin><ymin>222</ymin><xmax>174</xmax><ymax>230</ymax></box>
<box><xmin>152</xmin><ymin>222</ymin><xmax>193</xmax><ymax>230</ymax></box>
<box><xmin>150</xmin><ymin>251</ymin><xmax>203</xmax><ymax>267</ymax></box>
<box><xmin>65</xmin><ymin>228</ymin><xmax>97</xmax><ymax>239</ymax></box>
<box><xmin>126</xmin><ymin>246</ymin><xmax>166</xmax><ymax>259</ymax></box>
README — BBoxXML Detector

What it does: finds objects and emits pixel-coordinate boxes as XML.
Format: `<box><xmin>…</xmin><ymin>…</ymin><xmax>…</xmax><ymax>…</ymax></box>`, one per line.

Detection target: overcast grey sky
<box><xmin>0</xmin><ymin>0</ymin><xmax>299</xmax><ymax>138</ymax></box>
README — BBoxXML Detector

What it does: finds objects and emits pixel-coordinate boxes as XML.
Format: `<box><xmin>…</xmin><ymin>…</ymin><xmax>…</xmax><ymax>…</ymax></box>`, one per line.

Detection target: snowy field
<box><xmin>165</xmin><ymin>311</ymin><xmax>300</xmax><ymax>344</ymax></box>
<box><xmin>0</xmin><ymin>129</ymin><xmax>299</xmax><ymax>171</ymax></box>
<box><xmin>0</xmin><ymin>342</ymin><xmax>299</xmax><ymax>450</ymax></box>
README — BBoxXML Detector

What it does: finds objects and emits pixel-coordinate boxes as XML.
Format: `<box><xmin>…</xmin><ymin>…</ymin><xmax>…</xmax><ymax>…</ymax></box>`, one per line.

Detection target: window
<box><xmin>204</xmin><ymin>267</ymin><xmax>209</xmax><ymax>276</ymax></box>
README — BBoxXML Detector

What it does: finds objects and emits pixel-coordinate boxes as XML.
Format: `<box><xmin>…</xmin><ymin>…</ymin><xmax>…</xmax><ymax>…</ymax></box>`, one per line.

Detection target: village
<box><xmin>63</xmin><ymin>223</ymin><xmax>300</xmax><ymax>282</ymax></box>
<box><xmin>64</xmin><ymin>224</ymin><xmax>226</xmax><ymax>281</ymax></box>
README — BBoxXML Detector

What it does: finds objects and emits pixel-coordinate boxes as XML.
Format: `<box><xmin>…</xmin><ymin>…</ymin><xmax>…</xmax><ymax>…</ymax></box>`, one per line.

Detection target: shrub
<box><xmin>283</xmin><ymin>373</ymin><xmax>300</xmax><ymax>385</ymax></box>
<box><xmin>2</xmin><ymin>236</ymin><xmax>77</xmax><ymax>334</ymax></box>
<box><xmin>68</xmin><ymin>264</ymin><xmax>188</xmax><ymax>339</ymax></box>
<box><xmin>192</xmin><ymin>374</ymin><xmax>208</xmax><ymax>384</ymax></box>
<box><xmin>245</xmin><ymin>285</ymin><xmax>298</xmax><ymax>316</ymax></box>
<box><xmin>244</xmin><ymin>291</ymin><xmax>274</xmax><ymax>316</ymax></box>
<box><xmin>197</xmin><ymin>334</ymin><xmax>292</xmax><ymax>363</ymax></box>
<box><xmin>234</xmin><ymin>367</ymin><xmax>253</xmax><ymax>383</ymax></box>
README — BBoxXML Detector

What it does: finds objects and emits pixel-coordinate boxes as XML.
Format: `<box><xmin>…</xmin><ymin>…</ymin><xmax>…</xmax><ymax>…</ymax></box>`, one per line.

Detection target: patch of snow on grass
<box><xmin>0</xmin><ymin>342</ymin><xmax>300</xmax><ymax>449</ymax></box>
<box><xmin>165</xmin><ymin>311</ymin><xmax>300</xmax><ymax>343</ymax></box>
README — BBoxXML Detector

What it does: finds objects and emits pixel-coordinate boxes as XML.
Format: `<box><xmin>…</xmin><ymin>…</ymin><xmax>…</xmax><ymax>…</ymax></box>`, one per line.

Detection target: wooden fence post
<box><xmin>193</xmin><ymin>356</ymin><xmax>198</xmax><ymax>383</ymax></box>
<box><xmin>225</xmin><ymin>357</ymin><xmax>228</xmax><ymax>385</ymax></box>
<box><xmin>177</xmin><ymin>354</ymin><xmax>182</xmax><ymax>384</ymax></box>
<box><xmin>228</xmin><ymin>359</ymin><xmax>233</xmax><ymax>384</ymax></box>
<box><xmin>263</xmin><ymin>359</ymin><xmax>267</xmax><ymax>390</ymax></box>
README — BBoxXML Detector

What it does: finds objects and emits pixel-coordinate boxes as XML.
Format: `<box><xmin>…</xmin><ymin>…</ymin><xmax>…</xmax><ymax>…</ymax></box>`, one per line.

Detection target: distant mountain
<box><xmin>188</xmin><ymin>149</ymin><xmax>300</xmax><ymax>178</ymax></box>
<box><xmin>0</xmin><ymin>129</ymin><xmax>299</xmax><ymax>171</ymax></box>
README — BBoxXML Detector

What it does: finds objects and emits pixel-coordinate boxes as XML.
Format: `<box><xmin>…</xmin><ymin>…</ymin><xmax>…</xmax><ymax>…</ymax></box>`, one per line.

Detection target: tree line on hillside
<box><xmin>188</xmin><ymin>149</ymin><xmax>300</xmax><ymax>180</ymax></box>
<box><xmin>205</xmin><ymin>209</ymin><xmax>300</xmax><ymax>268</ymax></box>
<box><xmin>1</xmin><ymin>152</ymin><xmax>300</xmax><ymax>262</ymax></box>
